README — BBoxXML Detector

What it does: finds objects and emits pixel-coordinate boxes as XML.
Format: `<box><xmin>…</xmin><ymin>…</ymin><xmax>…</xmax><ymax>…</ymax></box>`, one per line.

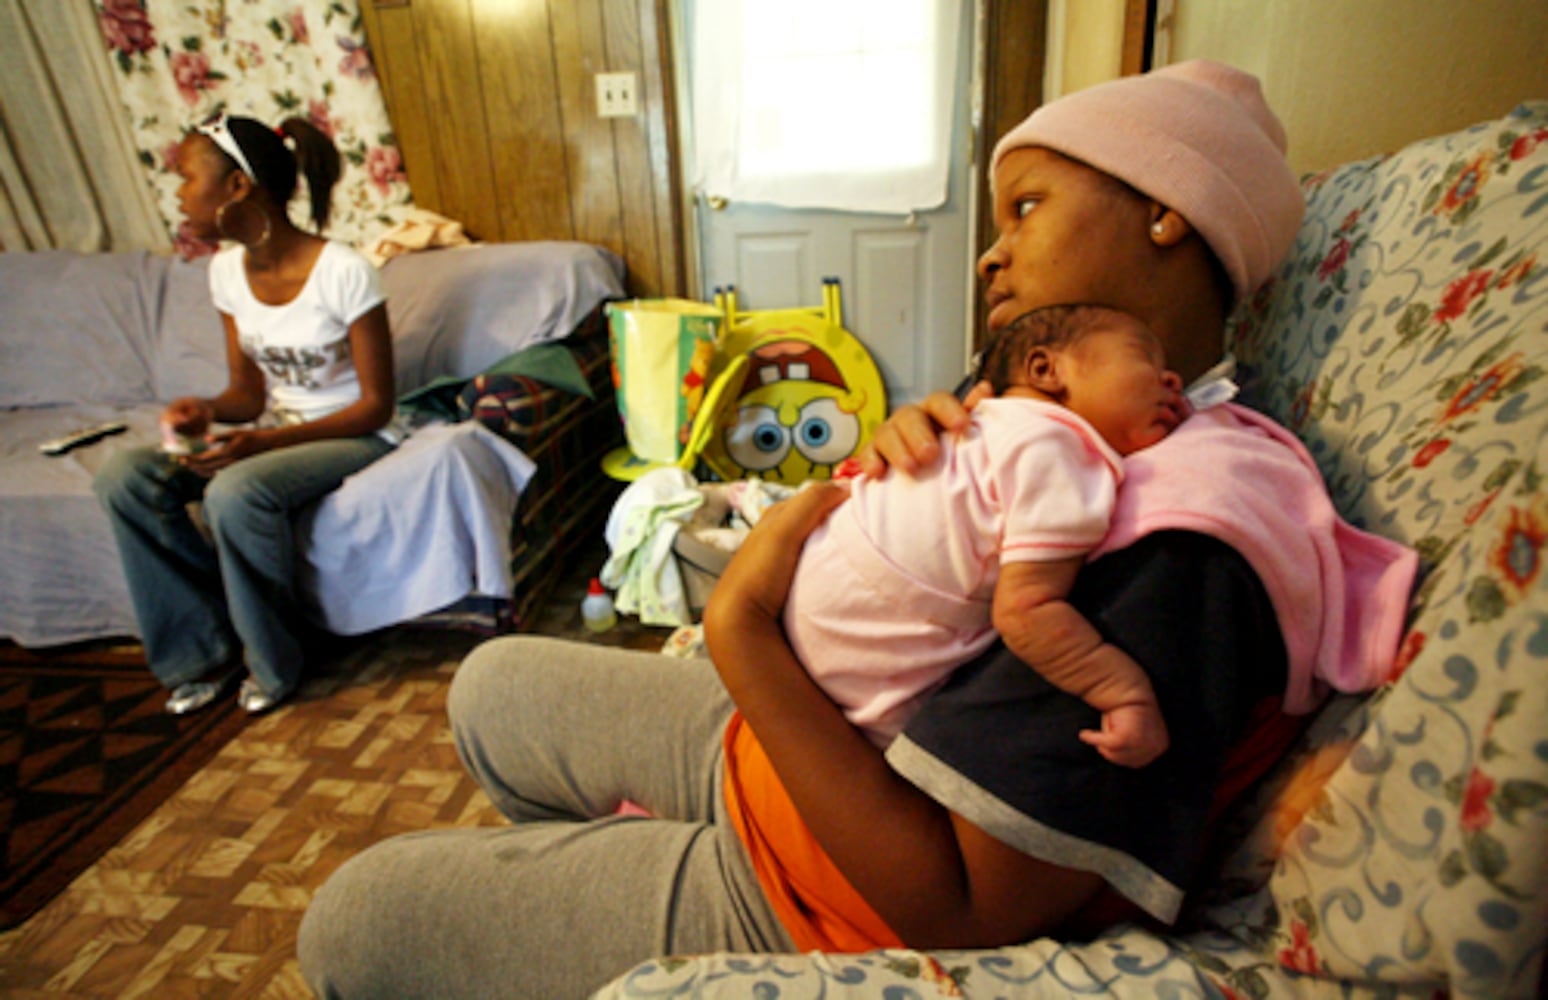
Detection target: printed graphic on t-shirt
<box><xmin>246</xmin><ymin>338</ymin><xmax>352</xmax><ymax>389</ymax></box>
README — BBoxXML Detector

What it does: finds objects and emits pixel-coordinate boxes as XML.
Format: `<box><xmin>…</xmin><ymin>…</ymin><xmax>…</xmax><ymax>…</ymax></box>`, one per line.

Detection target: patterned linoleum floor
<box><xmin>0</xmin><ymin>556</ymin><xmax>674</xmax><ymax>998</ymax></box>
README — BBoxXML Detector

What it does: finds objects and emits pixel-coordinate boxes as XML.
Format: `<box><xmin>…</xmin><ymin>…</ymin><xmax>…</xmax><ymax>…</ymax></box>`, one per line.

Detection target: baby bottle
<box><xmin>581</xmin><ymin>577</ymin><xmax>617</xmax><ymax>632</ymax></box>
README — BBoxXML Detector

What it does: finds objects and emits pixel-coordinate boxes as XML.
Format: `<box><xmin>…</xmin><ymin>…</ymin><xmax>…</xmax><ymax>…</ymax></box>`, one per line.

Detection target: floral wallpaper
<box><xmin>95</xmin><ymin>0</ymin><xmax>414</xmax><ymax>257</ymax></box>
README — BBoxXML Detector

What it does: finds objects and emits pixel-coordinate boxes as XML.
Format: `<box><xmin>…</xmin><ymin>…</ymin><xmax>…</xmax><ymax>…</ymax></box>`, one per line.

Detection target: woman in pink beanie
<box><xmin>301</xmin><ymin>62</ymin><xmax>1413</xmax><ymax>999</ymax></box>
<box><xmin>973</xmin><ymin>59</ymin><xmax>1304</xmax><ymax>383</ymax></box>
<box><xmin>700</xmin><ymin>58</ymin><xmax>1410</xmax><ymax>945</ymax></box>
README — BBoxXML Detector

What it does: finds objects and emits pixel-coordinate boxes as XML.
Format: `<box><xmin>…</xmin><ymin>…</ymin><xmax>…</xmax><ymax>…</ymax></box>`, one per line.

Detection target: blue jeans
<box><xmin>93</xmin><ymin>437</ymin><xmax>393</xmax><ymax>697</ymax></box>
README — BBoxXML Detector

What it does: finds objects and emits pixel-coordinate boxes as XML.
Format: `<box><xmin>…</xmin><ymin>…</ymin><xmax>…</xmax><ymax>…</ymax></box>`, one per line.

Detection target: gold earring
<box><xmin>216</xmin><ymin>198</ymin><xmax>272</xmax><ymax>249</ymax></box>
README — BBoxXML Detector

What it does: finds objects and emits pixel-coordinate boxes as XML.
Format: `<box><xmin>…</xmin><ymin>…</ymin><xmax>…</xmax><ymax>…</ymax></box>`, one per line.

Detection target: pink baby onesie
<box><xmin>785</xmin><ymin>397</ymin><xmax>1122</xmax><ymax>746</ymax></box>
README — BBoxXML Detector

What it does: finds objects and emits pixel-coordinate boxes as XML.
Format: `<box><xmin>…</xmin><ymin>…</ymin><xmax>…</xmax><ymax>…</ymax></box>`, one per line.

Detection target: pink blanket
<box><xmin>1093</xmin><ymin>403</ymin><xmax>1419</xmax><ymax>714</ymax></box>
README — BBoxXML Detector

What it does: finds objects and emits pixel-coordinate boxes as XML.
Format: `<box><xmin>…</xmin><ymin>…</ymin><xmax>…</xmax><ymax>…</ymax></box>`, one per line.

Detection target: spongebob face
<box><xmin>707</xmin><ymin>333</ymin><xmax>885</xmax><ymax>483</ymax></box>
<box><xmin>725</xmin><ymin>388</ymin><xmax>863</xmax><ymax>482</ymax></box>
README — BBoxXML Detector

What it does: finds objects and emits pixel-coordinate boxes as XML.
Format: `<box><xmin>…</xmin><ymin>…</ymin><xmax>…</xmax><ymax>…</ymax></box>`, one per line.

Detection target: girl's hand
<box><xmin>161</xmin><ymin>397</ymin><xmax>214</xmax><ymax>437</ymax></box>
<box><xmin>854</xmin><ymin>384</ymin><xmax>990</xmax><ymax>478</ymax></box>
<box><xmin>179</xmin><ymin>428</ymin><xmax>271</xmax><ymax>475</ymax></box>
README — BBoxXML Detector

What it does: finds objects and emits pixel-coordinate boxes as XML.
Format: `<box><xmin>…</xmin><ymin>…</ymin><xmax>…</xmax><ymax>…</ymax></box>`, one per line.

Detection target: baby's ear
<box><xmin>1024</xmin><ymin>347</ymin><xmax>1064</xmax><ymax>395</ymax></box>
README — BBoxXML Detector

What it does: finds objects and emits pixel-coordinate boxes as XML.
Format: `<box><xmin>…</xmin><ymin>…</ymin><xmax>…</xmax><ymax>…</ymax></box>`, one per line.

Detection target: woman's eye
<box><xmin>1015</xmin><ymin>197</ymin><xmax>1037</xmax><ymax>219</ymax></box>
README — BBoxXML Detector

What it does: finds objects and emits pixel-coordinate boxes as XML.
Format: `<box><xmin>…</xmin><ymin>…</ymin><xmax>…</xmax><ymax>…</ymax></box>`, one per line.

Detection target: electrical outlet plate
<box><xmin>595</xmin><ymin>72</ymin><xmax>638</xmax><ymax>118</ymax></box>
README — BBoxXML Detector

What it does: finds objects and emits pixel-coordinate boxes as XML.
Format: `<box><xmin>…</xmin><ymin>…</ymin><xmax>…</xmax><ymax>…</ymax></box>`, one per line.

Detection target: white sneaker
<box><xmin>165</xmin><ymin>668</ymin><xmax>240</xmax><ymax>715</ymax></box>
<box><xmin>237</xmin><ymin>676</ymin><xmax>285</xmax><ymax>714</ymax></box>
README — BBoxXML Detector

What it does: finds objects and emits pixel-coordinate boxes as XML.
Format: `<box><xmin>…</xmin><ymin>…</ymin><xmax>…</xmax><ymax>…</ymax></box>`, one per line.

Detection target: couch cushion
<box><xmin>0</xmin><ymin>251</ymin><xmax>167</xmax><ymax>406</ymax></box>
<box><xmin>1221</xmin><ymin>102</ymin><xmax>1548</xmax><ymax>996</ymax></box>
<box><xmin>0</xmin><ymin>242</ymin><xmax>625</xmax><ymax>408</ymax></box>
<box><xmin>0</xmin><ymin>404</ymin><xmax>162</xmax><ymax>645</ymax></box>
<box><xmin>382</xmin><ymin>241</ymin><xmax>626</xmax><ymax>396</ymax></box>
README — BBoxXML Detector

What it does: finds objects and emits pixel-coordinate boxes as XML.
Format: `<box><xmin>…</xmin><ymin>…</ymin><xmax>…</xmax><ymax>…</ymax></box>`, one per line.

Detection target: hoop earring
<box><xmin>215</xmin><ymin>198</ymin><xmax>272</xmax><ymax>250</ymax></box>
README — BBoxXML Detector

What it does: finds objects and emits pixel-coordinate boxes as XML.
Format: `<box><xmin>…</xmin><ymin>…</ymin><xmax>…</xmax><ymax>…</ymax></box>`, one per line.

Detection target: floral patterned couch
<box><xmin>594</xmin><ymin>103</ymin><xmax>1548</xmax><ymax>999</ymax></box>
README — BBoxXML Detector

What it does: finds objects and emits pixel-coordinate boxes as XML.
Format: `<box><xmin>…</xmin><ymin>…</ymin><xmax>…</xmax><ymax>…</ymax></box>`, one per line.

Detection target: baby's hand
<box><xmin>1079</xmin><ymin>702</ymin><xmax>1169</xmax><ymax>768</ymax></box>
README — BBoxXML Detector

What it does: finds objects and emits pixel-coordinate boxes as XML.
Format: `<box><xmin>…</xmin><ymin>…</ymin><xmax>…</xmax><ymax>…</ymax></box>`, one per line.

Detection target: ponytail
<box><xmin>221</xmin><ymin>113</ymin><xmax>342</xmax><ymax>233</ymax></box>
<box><xmin>278</xmin><ymin>117</ymin><xmax>341</xmax><ymax>231</ymax></box>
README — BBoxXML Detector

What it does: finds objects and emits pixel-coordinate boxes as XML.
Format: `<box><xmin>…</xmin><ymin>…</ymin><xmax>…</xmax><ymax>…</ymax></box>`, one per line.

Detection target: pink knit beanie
<box><xmin>992</xmin><ymin>60</ymin><xmax>1304</xmax><ymax>304</ymax></box>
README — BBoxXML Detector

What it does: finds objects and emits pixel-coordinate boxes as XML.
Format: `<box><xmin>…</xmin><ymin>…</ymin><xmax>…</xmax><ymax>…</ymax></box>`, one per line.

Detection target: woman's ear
<box><xmin>1023</xmin><ymin>347</ymin><xmax>1065</xmax><ymax>396</ymax></box>
<box><xmin>1147</xmin><ymin>205</ymin><xmax>1195</xmax><ymax>247</ymax></box>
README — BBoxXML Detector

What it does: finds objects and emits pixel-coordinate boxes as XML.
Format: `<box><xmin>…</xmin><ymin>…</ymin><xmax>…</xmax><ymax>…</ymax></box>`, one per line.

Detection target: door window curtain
<box><xmin>691</xmin><ymin>0</ymin><xmax>963</xmax><ymax>215</ymax></box>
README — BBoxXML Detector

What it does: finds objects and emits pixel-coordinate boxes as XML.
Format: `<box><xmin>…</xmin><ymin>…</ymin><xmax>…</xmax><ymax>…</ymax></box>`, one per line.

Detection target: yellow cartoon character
<box><xmin>704</xmin><ymin>321</ymin><xmax>887</xmax><ymax>484</ymax></box>
<box><xmin>722</xmin><ymin>338</ymin><xmax>863</xmax><ymax>481</ymax></box>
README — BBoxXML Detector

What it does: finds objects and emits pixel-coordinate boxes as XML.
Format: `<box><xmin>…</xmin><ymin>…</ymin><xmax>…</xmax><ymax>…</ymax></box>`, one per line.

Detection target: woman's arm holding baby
<box><xmin>705</xmin><ymin>484</ymin><xmax>1105</xmax><ymax>948</ymax></box>
<box><xmin>994</xmin><ymin>560</ymin><xmax>1169</xmax><ymax>767</ymax></box>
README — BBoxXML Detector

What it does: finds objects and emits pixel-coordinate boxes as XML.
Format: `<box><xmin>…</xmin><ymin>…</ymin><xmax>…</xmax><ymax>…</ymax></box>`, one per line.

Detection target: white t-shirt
<box><xmin>209</xmin><ymin>241</ymin><xmax>386</xmax><ymax>425</ymax></box>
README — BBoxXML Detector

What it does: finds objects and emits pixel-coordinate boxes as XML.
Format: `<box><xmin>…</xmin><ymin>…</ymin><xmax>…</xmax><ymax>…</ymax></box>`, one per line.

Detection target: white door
<box><xmin>684</xmin><ymin>0</ymin><xmax>977</xmax><ymax>408</ymax></box>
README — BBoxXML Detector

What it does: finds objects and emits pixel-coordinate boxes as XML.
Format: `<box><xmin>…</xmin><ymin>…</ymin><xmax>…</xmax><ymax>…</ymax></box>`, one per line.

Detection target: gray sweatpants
<box><xmin>297</xmin><ymin>636</ymin><xmax>795</xmax><ymax>999</ymax></box>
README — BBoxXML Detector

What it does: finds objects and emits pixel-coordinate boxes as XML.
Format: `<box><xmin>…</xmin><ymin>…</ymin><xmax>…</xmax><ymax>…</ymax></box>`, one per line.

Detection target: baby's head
<box><xmin>979</xmin><ymin>304</ymin><xmax>1187</xmax><ymax>455</ymax></box>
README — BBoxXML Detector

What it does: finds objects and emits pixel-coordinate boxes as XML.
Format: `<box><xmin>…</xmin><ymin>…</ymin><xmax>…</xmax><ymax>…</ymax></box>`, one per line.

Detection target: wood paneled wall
<box><xmin>973</xmin><ymin>0</ymin><xmax>1048</xmax><ymax>350</ymax></box>
<box><xmin>359</xmin><ymin>0</ymin><xmax>684</xmax><ymax>298</ymax></box>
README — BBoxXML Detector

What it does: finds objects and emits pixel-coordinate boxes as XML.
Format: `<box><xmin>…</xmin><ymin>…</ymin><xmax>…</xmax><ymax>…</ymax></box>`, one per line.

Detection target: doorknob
<box><xmin>706</xmin><ymin>194</ymin><xmax>728</xmax><ymax>211</ymax></box>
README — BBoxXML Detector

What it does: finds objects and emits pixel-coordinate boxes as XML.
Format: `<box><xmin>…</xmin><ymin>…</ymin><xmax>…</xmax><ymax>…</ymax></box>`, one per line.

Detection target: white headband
<box><xmin>197</xmin><ymin>115</ymin><xmax>258</xmax><ymax>181</ymax></box>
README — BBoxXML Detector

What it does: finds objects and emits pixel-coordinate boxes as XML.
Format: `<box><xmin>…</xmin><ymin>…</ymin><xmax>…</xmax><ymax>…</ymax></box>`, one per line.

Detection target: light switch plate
<box><xmin>596</xmin><ymin>72</ymin><xmax>638</xmax><ymax>118</ymax></box>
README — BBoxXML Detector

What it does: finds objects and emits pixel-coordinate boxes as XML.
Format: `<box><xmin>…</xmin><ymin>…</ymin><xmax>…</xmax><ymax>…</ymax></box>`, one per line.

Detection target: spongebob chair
<box><xmin>700</xmin><ymin>279</ymin><xmax>887</xmax><ymax>485</ymax></box>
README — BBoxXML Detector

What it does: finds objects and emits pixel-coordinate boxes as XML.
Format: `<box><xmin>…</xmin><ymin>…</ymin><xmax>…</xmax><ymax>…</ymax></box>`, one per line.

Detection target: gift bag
<box><xmin>606</xmin><ymin>299</ymin><xmax>723</xmax><ymax>464</ymax></box>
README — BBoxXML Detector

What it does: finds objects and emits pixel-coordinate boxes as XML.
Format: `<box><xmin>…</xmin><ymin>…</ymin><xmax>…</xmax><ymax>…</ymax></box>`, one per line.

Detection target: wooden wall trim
<box><xmin>972</xmin><ymin>0</ymin><xmax>1048</xmax><ymax>348</ymax></box>
<box><xmin>642</xmin><ymin>0</ymin><xmax>685</xmax><ymax>298</ymax></box>
<box><xmin>1121</xmin><ymin>0</ymin><xmax>1152</xmax><ymax>75</ymax></box>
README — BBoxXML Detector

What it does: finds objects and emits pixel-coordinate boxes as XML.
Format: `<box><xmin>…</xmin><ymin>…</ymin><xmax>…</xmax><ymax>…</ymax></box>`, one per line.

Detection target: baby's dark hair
<box><xmin>219</xmin><ymin>114</ymin><xmax>342</xmax><ymax>231</ymax></box>
<box><xmin>976</xmin><ymin>303</ymin><xmax>1128</xmax><ymax>394</ymax></box>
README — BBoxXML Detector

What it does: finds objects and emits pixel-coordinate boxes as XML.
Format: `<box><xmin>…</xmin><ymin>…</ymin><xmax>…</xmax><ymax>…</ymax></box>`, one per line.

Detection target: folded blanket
<box><xmin>361</xmin><ymin>208</ymin><xmax>473</xmax><ymax>267</ymax></box>
<box><xmin>296</xmin><ymin>422</ymin><xmax>537</xmax><ymax>633</ymax></box>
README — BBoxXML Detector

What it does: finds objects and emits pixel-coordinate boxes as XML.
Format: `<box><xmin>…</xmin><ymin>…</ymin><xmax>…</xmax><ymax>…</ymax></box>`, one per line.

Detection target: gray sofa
<box><xmin>595</xmin><ymin>104</ymin><xmax>1548</xmax><ymax>1000</ymax></box>
<box><xmin>0</xmin><ymin>241</ymin><xmax>625</xmax><ymax>647</ymax></box>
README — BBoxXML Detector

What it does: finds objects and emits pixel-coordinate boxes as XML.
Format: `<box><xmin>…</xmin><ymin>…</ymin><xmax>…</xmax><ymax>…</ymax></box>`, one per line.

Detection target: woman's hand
<box><xmin>854</xmin><ymin>383</ymin><xmax>991</xmax><ymax>478</ymax></box>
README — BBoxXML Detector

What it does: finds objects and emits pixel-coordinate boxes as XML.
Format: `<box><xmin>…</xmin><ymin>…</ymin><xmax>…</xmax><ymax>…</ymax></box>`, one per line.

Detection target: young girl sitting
<box><xmin>95</xmin><ymin>112</ymin><xmax>397</xmax><ymax>716</ymax></box>
<box><xmin>787</xmin><ymin>303</ymin><xmax>1185</xmax><ymax>766</ymax></box>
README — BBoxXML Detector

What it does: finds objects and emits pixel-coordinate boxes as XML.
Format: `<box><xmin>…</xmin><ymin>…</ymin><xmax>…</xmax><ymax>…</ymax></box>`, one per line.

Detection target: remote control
<box><xmin>38</xmin><ymin>421</ymin><xmax>129</xmax><ymax>456</ymax></box>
